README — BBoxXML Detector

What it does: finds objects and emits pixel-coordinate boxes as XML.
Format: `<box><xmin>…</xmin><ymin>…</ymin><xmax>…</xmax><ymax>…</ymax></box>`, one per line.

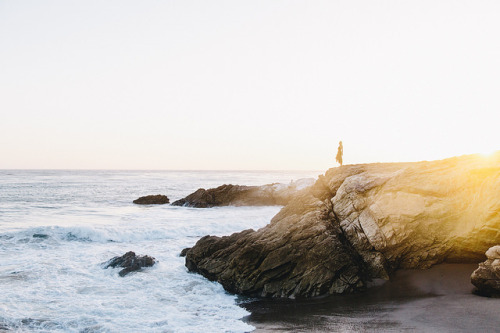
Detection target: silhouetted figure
<box><xmin>336</xmin><ymin>141</ymin><xmax>343</xmax><ymax>166</ymax></box>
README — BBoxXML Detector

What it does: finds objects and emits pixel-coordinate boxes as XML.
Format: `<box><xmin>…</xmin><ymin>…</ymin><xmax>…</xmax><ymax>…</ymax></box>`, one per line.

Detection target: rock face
<box><xmin>133</xmin><ymin>194</ymin><xmax>170</xmax><ymax>205</ymax></box>
<box><xmin>172</xmin><ymin>178</ymin><xmax>315</xmax><ymax>208</ymax></box>
<box><xmin>104</xmin><ymin>251</ymin><xmax>156</xmax><ymax>277</ymax></box>
<box><xmin>185</xmin><ymin>153</ymin><xmax>500</xmax><ymax>298</ymax></box>
<box><xmin>471</xmin><ymin>245</ymin><xmax>500</xmax><ymax>296</ymax></box>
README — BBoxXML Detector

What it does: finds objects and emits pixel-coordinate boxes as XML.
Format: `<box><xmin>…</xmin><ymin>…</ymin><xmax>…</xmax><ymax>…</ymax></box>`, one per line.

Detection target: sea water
<box><xmin>0</xmin><ymin>170</ymin><xmax>319</xmax><ymax>332</ymax></box>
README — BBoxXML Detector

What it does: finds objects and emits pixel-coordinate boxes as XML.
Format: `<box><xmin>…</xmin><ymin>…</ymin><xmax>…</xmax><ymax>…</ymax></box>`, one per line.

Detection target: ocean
<box><xmin>2</xmin><ymin>170</ymin><xmax>499</xmax><ymax>333</ymax></box>
<box><xmin>0</xmin><ymin>169</ymin><xmax>319</xmax><ymax>332</ymax></box>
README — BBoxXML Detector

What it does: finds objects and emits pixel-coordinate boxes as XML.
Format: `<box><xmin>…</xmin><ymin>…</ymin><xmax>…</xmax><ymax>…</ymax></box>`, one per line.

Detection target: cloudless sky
<box><xmin>1</xmin><ymin>0</ymin><xmax>499</xmax><ymax>170</ymax></box>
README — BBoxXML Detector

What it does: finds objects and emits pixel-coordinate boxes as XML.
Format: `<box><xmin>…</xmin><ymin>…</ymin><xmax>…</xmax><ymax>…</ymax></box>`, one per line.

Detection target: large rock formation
<box><xmin>185</xmin><ymin>153</ymin><xmax>500</xmax><ymax>298</ymax></box>
<box><xmin>471</xmin><ymin>245</ymin><xmax>500</xmax><ymax>296</ymax></box>
<box><xmin>133</xmin><ymin>194</ymin><xmax>170</xmax><ymax>205</ymax></box>
<box><xmin>172</xmin><ymin>178</ymin><xmax>315</xmax><ymax>207</ymax></box>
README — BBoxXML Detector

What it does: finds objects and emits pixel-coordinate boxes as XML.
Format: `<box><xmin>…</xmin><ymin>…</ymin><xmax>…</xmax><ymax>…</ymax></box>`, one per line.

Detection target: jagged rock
<box><xmin>171</xmin><ymin>178</ymin><xmax>315</xmax><ymax>207</ymax></box>
<box><xmin>185</xmin><ymin>153</ymin><xmax>500</xmax><ymax>298</ymax></box>
<box><xmin>133</xmin><ymin>194</ymin><xmax>170</xmax><ymax>205</ymax></box>
<box><xmin>104</xmin><ymin>251</ymin><xmax>156</xmax><ymax>277</ymax></box>
<box><xmin>471</xmin><ymin>245</ymin><xmax>500</xmax><ymax>296</ymax></box>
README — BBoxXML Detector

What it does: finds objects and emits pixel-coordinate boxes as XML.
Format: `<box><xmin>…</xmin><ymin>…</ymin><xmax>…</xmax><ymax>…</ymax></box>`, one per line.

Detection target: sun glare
<box><xmin>479</xmin><ymin>149</ymin><xmax>499</xmax><ymax>158</ymax></box>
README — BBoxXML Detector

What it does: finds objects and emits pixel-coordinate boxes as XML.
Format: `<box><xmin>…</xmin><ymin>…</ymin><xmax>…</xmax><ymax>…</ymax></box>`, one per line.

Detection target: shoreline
<box><xmin>242</xmin><ymin>263</ymin><xmax>500</xmax><ymax>332</ymax></box>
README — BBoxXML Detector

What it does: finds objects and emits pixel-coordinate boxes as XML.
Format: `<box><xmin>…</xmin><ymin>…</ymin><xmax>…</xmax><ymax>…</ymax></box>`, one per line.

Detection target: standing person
<box><xmin>336</xmin><ymin>141</ymin><xmax>343</xmax><ymax>166</ymax></box>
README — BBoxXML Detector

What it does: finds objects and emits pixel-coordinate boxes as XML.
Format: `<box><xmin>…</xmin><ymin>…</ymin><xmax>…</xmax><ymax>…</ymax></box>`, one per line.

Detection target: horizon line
<box><xmin>0</xmin><ymin>168</ymin><xmax>325</xmax><ymax>172</ymax></box>
<box><xmin>1</xmin><ymin>151</ymin><xmax>497</xmax><ymax>173</ymax></box>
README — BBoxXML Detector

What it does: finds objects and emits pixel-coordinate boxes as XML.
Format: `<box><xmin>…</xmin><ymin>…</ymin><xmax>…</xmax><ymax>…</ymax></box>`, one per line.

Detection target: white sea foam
<box><xmin>0</xmin><ymin>170</ymin><xmax>319</xmax><ymax>332</ymax></box>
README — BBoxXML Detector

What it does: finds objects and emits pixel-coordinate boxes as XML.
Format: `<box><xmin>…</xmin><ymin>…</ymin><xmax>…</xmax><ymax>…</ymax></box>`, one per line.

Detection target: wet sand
<box><xmin>241</xmin><ymin>264</ymin><xmax>500</xmax><ymax>332</ymax></box>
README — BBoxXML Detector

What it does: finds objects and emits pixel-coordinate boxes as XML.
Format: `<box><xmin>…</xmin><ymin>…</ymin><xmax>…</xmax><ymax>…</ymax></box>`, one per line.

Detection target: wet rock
<box><xmin>185</xmin><ymin>153</ymin><xmax>500</xmax><ymax>298</ymax></box>
<box><xmin>104</xmin><ymin>251</ymin><xmax>156</xmax><ymax>277</ymax></box>
<box><xmin>180</xmin><ymin>247</ymin><xmax>190</xmax><ymax>257</ymax></box>
<box><xmin>133</xmin><ymin>194</ymin><xmax>170</xmax><ymax>205</ymax></box>
<box><xmin>471</xmin><ymin>245</ymin><xmax>500</xmax><ymax>296</ymax></box>
<box><xmin>172</xmin><ymin>178</ymin><xmax>315</xmax><ymax>208</ymax></box>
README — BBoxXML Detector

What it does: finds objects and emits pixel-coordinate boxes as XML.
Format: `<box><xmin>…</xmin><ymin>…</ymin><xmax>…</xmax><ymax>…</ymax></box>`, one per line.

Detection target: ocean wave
<box><xmin>0</xmin><ymin>225</ymin><xmax>179</xmax><ymax>244</ymax></box>
<box><xmin>0</xmin><ymin>170</ymin><xmax>319</xmax><ymax>332</ymax></box>
<box><xmin>0</xmin><ymin>206</ymin><xmax>279</xmax><ymax>246</ymax></box>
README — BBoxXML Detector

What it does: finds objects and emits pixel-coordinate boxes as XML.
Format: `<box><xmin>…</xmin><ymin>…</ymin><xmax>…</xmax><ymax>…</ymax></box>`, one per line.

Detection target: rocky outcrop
<box><xmin>133</xmin><ymin>194</ymin><xmax>170</xmax><ymax>205</ymax></box>
<box><xmin>471</xmin><ymin>245</ymin><xmax>500</xmax><ymax>296</ymax></box>
<box><xmin>172</xmin><ymin>178</ymin><xmax>315</xmax><ymax>208</ymax></box>
<box><xmin>185</xmin><ymin>153</ymin><xmax>500</xmax><ymax>298</ymax></box>
<box><xmin>104</xmin><ymin>251</ymin><xmax>156</xmax><ymax>276</ymax></box>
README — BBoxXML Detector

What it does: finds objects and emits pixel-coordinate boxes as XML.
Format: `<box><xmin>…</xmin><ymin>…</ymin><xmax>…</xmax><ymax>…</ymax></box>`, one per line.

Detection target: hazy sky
<box><xmin>1</xmin><ymin>0</ymin><xmax>499</xmax><ymax>170</ymax></box>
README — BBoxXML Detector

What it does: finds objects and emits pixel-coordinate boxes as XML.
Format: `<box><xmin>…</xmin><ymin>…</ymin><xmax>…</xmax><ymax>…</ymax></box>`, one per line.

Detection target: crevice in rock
<box><xmin>327</xmin><ymin>198</ymin><xmax>373</xmax><ymax>288</ymax></box>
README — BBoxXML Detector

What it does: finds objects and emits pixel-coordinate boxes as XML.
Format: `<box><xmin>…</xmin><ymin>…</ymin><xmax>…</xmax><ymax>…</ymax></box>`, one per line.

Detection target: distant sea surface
<box><xmin>0</xmin><ymin>169</ymin><xmax>319</xmax><ymax>332</ymax></box>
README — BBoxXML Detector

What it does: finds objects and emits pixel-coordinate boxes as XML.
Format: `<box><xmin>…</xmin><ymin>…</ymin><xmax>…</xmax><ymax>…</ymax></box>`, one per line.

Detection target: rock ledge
<box><xmin>172</xmin><ymin>178</ymin><xmax>314</xmax><ymax>208</ymax></box>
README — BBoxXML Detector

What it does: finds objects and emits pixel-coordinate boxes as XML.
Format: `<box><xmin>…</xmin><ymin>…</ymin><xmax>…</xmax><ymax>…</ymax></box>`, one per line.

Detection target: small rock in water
<box><xmin>133</xmin><ymin>194</ymin><xmax>170</xmax><ymax>205</ymax></box>
<box><xmin>471</xmin><ymin>245</ymin><xmax>500</xmax><ymax>296</ymax></box>
<box><xmin>32</xmin><ymin>234</ymin><xmax>49</xmax><ymax>239</ymax></box>
<box><xmin>104</xmin><ymin>251</ymin><xmax>156</xmax><ymax>277</ymax></box>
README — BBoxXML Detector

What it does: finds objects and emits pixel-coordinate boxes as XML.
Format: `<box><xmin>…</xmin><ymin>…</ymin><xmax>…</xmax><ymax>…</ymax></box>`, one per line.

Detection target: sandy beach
<box><xmin>243</xmin><ymin>263</ymin><xmax>500</xmax><ymax>332</ymax></box>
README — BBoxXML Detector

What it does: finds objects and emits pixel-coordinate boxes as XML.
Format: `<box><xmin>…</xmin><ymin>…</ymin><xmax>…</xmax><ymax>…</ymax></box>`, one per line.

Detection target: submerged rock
<box><xmin>104</xmin><ymin>251</ymin><xmax>156</xmax><ymax>277</ymax></box>
<box><xmin>133</xmin><ymin>194</ymin><xmax>170</xmax><ymax>205</ymax></box>
<box><xmin>172</xmin><ymin>178</ymin><xmax>315</xmax><ymax>208</ymax></box>
<box><xmin>185</xmin><ymin>153</ymin><xmax>500</xmax><ymax>298</ymax></box>
<box><xmin>471</xmin><ymin>245</ymin><xmax>500</xmax><ymax>296</ymax></box>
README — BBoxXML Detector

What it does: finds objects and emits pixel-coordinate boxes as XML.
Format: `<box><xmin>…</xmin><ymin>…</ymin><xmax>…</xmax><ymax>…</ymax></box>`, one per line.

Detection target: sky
<box><xmin>0</xmin><ymin>0</ymin><xmax>499</xmax><ymax>170</ymax></box>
